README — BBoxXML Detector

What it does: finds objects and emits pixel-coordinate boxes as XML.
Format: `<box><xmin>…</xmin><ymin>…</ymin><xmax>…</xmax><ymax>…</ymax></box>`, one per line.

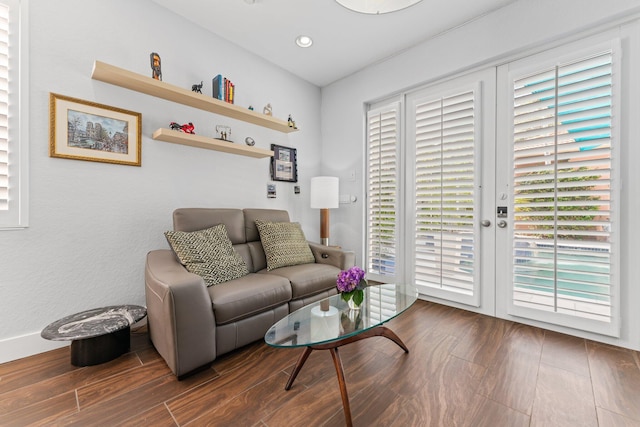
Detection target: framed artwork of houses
<box><xmin>49</xmin><ymin>93</ymin><xmax>142</xmax><ymax>166</ymax></box>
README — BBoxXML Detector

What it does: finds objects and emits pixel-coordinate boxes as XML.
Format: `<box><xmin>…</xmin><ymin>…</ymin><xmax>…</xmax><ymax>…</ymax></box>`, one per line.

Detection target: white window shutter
<box><xmin>0</xmin><ymin>3</ymin><xmax>9</xmax><ymax>212</ymax></box>
<box><xmin>413</xmin><ymin>89</ymin><xmax>477</xmax><ymax>296</ymax></box>
<box><xmin>511</xmin><ymin>48</ymin><xmax>618</xmax><ymax>327</ymax></box>
<box><xmin>367</xmin><ymin>103</ymin><xmax>399</xmax><ymax>279</ymax></box>
<box><xmin>0</xmin><ymin>0</ymin><xmax>27</xmax><ymax>229</ymax></box>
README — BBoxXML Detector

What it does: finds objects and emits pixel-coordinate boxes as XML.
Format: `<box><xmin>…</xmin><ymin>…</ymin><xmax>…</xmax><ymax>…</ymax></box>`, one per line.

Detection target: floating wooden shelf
<box><xmin>91</xmin><ymin>60</ymin><xmax>298</xmax><ymax>134</ymax></box>
<box><xmin>152</xmin><ymin>128</ymin><xmax>274</xmax><ymax>159</ymax></box>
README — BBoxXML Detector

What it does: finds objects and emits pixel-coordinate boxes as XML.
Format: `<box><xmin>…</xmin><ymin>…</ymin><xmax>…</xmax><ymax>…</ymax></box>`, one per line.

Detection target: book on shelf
<box><xmin>212</xmin><ymin>74</ymin><xmax>234</xmax><ymax>104</ymax></box>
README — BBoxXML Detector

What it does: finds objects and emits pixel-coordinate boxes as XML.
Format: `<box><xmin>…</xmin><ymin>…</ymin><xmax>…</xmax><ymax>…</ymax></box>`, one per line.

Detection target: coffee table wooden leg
<box><xmin>376</xmin><ymin>326</ymin><xmax>410</xmax><ymax>353</ymax></box>
<box><xmin>329</xmin><ymin>347</ymin><xmax>353</xmax><ymax>427</ymax></box>
<box><xmin>285</xmin><ymin>346</ymin><xmax>313</xmax><ymax>390</ymax></box>
<box><xmin>282</xmin><ymin>326</ymin><xmax>408</xmax><ymax>426</ymax></box>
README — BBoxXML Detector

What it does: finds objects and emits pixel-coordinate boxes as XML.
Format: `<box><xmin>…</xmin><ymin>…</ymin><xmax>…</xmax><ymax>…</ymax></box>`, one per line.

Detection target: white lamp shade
<box><xmin>310</xmin><ymin>176</ymin><xmax>339</xmax><ymax>209</ymax></box>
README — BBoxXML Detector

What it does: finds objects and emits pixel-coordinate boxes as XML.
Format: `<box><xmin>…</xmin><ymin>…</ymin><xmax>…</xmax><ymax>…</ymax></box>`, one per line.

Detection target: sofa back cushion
<box><xmin>173</xmin><ymin>208</ymin><xmax>246</xmax><ymax>244</ymax></box>
<box><xmin>170</xmin><ymin>208</ymin><xmax>296</xmax><ymax>273</ymax></box>
<box><xmin>243</xmin><ymin>209</ymin><xmax>290</xmax><ymax>242</ymax></box>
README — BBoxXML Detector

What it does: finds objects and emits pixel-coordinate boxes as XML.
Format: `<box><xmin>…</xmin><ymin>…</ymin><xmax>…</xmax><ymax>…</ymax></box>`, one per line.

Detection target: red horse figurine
<box><xmin>170</xmin><ymin>122</ymin><xmax>195</xmax><ymax>134</ymax></box>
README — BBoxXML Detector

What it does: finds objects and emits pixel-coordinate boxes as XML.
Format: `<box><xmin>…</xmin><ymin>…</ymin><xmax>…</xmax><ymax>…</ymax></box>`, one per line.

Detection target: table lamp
<box><xmin>310</xmin><ymin>176</ymin><xmax>339</xmax><ymax>246</ymax></box>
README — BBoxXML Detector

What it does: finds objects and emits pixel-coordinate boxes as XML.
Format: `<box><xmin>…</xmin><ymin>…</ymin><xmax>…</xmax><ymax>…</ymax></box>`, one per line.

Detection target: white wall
<box><xmin>0</xmin><ymin>0</ymin><xmax>322</xmax><ymax>362</ymax></box>
<box><xmin>321</xmin><ymin>0</ymin><xmax>640</xmax><ymax>350</ymax></box>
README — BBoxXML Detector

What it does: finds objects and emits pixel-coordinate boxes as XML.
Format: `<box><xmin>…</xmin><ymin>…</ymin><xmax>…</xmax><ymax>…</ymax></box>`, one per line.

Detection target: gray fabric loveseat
<box><xmin>145</xmin><ymin>208</ymin><xmax>355</xmax><ymax>378</ymax></box>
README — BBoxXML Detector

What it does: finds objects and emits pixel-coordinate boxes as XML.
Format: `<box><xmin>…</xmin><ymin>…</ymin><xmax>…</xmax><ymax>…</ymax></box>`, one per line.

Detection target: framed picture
<box><xmin>270</xmin><ymin>144</ymin><xmax>298</xmax><ymax>182</ymax></box>
<box><xmin>49</xmin><ymin>93</ymin><xmax>142</xmax><ymax>166</ymax></box>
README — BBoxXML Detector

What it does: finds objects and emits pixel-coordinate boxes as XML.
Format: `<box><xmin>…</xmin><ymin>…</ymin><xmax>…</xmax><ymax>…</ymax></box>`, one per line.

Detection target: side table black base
<box><xmin>70</xmin><ymin>326</ymin><xmax>130</xmax><ymax>366</ymax></box>
<box><xmin>42</xmin><ymin>305</ymin><xmax>147</xmax><ymax>367</ymax></box>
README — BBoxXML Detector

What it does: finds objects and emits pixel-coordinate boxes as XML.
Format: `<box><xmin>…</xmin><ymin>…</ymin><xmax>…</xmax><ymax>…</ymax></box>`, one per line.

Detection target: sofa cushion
<box><xmin>165</xmin><ymin>224</ymin><xmax>249</xmax><ymax>287</ymax></box>
<box><xmin>207</xmin><ymin>273</ymin><xmax>292</xmax><ymax>325</ymax></box>
<box><xmin>255</xmin><ymin>220</ymin><xmax>315</xmax><ymax>271</ymax></box>
<box><xmin>244</xmin><ymin>209</ymin><xmax>290</xmax><ymax>242</ymax></box>
<box><xmin>259</xmin><ymin>263</ymin><xmax>341</xmax><ymax>299</ymax></box>
<box><xmin>173</xmin><ymin>208</ymin><xmax>246</xmax><ymax>244</ymax></box>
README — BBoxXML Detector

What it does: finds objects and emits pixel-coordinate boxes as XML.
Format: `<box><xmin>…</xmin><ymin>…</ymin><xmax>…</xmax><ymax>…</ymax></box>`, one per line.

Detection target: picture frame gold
<box><xmin>49</xmin><ymin>93</ymin><xmax>142</xmax><ymax>166</ymax></box>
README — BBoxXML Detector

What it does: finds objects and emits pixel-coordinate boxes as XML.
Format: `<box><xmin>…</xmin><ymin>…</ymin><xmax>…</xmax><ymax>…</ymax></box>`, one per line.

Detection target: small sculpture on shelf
<box><xmin>191</xmin><ymin>81</ymin><xmax>203</xmax><ymax>93</ymax></box>
<box><xmin>288</xmin><ymin>114</ymin><xmax>297</xmax><ymax>129</ymax></box>
<box><xmin>215</xmin><ymin>125</ymin><xmax>232</xmax><ymax>141</ymax></box>
<box><xmin>245</xmin><ymin>137</ymin><xmax>255</xmax><ymax>146</ymax></box>
<box><xmin>248</xmin><ymin>105</ymin><xmax>254</xmax><ymax>111</ymax></box>
<box><xmin>263</xmin><ymin>103</ymin><xmax>272</xmax><ymax>116</ymax></box>
<box><xmin>170</xmin><ymin>122</ymin><xmax>195</xmax><ymax>134</ymax></box>
<box><xmin>150</xmin><ymin>52</ymin><xmax>162</xmax><ymax>81</ymax></box>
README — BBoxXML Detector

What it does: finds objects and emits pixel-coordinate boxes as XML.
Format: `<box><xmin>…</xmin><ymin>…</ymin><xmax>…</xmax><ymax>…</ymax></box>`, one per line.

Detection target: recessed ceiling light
<box><xmin>336</xmin><ymin>0</ymin><xmax>423</xmax><ymax>14</ymax></box>
<box><xmin>295</xmin><ymin>35</ymin><xmax>313</xmax><ymax>48</ymax></box>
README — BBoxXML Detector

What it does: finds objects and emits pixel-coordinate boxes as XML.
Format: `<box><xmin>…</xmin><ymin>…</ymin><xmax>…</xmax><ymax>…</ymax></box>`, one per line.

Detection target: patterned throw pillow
<box><xmin>255</xmin><ymin>220</ymin><xmax>315</xmax><ymax>271</ymax></box>
<box><xmin>164</xmin><ymin>224</ymin><xmax>249</xmax><ymax>287</ymax></box>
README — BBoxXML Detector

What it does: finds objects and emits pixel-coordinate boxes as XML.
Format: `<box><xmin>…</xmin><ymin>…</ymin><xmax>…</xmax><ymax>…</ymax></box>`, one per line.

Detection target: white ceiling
<box><xmin>150</xmin><ymin>0</ymin><xmax>519</xmax><ymax>87</ymax></box>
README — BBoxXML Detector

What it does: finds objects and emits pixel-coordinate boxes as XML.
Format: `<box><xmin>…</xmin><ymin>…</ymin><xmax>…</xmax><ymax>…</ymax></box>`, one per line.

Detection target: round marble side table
<box><xmin>41</xmin><ymin>305</ymin><xmax>147</xmax><ymax>366</ymax></box>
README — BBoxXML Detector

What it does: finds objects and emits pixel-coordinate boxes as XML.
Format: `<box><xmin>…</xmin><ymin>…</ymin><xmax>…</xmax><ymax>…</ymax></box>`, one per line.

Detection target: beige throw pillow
<box><xmin>165</xmin><ymin>224</ymin><xmax>249</xmax><ymax>287</ymax></box>
<box><xmin>255</xmin><ymin>220</ymin><xmax>315</xmax><ymax>271</ymax></box>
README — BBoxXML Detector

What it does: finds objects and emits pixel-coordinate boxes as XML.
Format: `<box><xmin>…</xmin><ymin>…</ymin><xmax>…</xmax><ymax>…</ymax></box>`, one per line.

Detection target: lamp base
<box><xmin>320</xmin><ymin>208</ymin><xmax>330</xmax><ymax>246</ymax></box>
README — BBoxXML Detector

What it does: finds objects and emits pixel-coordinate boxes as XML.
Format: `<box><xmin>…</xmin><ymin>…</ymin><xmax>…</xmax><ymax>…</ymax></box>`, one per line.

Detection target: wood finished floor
<box><xmin>2</xmin><ymin>300</ymin><xmax>640</xmax><ymax>426</ymax></box>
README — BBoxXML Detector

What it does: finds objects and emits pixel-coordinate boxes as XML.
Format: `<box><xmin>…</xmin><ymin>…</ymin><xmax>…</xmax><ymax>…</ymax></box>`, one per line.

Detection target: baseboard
<box><xmin>0</xmin><ymin>332</ymin><xmax>69</xmax><ymax>364</ymax></box>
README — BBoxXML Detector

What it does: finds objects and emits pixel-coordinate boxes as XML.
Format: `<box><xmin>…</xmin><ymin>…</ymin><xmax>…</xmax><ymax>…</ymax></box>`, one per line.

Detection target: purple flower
<box><xmin>336</xmin><ymin>266</ymin><xmax>366</xmax><ymax>293</ymax></box>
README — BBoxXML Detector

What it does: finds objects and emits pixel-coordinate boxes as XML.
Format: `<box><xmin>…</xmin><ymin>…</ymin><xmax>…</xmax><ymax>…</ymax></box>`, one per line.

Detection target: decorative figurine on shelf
<box><xmin>170</xmin><ymin>122</ymin><xmax>195</xmax><ymax>134</ymax></box>
<box><xmin>245</xmin><ymin>137</ymin><xmax>255</xmax><ymax>146</ymax></box>
<box><xmin>150</xmin><ymin>52</ymin><xmax>162</xmax><ymax>81</ymax></box>
<box><xmin>216</xmin><ymin>125</ymin><xmax>232</xmax><ymax>141</ymax></box>
<box><xmin>288</xmin><ymin>114</ymin><xmax>297</xmax><ymax>129</ymax></box>
<box><xmin>263</xmin><ymin>103</ymin><xmax>272</xmax><ymax>116</ymax></box>
<box><xmin>248</xmin><ymin>105</ymin><xmax>254</xmax><ymax>111</ymax></box>
<box><xmin>191</xmin><ymin>81</ymin><xmax>203</xmax><ymax>93</ymax></box>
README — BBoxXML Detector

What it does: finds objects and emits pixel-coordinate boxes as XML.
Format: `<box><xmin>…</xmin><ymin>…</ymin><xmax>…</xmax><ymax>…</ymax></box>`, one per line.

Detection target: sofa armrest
<box><xmin>145</xmin><ymin>249</ymin><xmax>216</xmax><ymax>377</ymax></box>
<box><xmin>308</xmin><ymin>242</ymin><xmax>356</xmax><ymax>270</ymax></box>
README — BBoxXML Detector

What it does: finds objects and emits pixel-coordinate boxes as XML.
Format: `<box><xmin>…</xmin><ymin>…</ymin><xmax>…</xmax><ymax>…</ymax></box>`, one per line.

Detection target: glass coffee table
<box><xmin>265</xmin><ymin>283</ymin><xmax>418</xmax><ymax>427</ymax></box>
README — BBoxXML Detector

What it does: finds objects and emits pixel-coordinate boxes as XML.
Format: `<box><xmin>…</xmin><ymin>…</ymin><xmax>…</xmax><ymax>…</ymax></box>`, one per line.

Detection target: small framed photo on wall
<box><xmin>270</xmin><ymin>144</ymin><xmax>298</xmax><ymax>182</ymax></box>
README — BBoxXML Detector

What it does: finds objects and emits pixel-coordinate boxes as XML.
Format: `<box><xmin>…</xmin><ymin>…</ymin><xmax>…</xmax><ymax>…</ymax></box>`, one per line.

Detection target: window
<box><xmin>0</xmin><ymin>0</ymin><xmax>27</xmax><ymax>229</ymax></box>
<box><xmin>366</xmin><ymin>103</ymin><xmax>399</xmax><ymax>280</ymax></box>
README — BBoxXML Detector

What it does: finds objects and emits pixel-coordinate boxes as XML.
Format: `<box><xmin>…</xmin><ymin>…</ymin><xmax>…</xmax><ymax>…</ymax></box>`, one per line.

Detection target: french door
<box><xmin>495</xmin><ymin>39</ymin><xmax>620</xmax><ymax>336</ymax></box>
<box><xmin>368</xmin><ymin>37</ymin><xmax>621</xmax><ymax>336</ymax></box>
<box><xmin>405</xmin><ymin>69</ymin><xmax>496</xmax><ymax>314</ymax></box>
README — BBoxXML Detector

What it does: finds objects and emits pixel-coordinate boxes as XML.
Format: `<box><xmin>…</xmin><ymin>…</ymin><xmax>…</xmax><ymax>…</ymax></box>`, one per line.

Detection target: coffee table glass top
<box><xmin>265</xmin><ymin>283</ymin><xmax>417</xmax><ymax>348</ymax></box>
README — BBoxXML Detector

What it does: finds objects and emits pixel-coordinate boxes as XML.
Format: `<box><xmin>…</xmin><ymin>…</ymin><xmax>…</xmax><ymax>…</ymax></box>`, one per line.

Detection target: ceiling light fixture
<box><xmin>295</xmin><ymin>35</ymin><xmax>313</xmax><ymax>48</ymax></box>
<box><xmin>335</xmin><ymin>0</ymin><xmax>423</xmax><ymax>14</ymax></box>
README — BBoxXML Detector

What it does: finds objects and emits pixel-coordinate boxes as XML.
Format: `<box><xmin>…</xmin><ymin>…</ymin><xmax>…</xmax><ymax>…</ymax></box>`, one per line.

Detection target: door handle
<box><xmin>497</xmin><ymin>220</ymin><xmax>507</xmax><ymax>228</ymax></box>
<box><xmin>481</xmin><ymin>219</ymin><xmax>491</xmax><ymax>227</ymax></box>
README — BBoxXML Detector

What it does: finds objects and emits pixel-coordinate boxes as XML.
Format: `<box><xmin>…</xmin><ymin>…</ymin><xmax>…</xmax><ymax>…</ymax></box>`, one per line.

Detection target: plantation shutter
<box><xmin>0</xmin><ymin>3</ymin><xmax>8</xmax><ymax>212</ymax></box>
<box><xmin>367</xmin><ymin>285</ymin><xmax>398</xmax><ymax>324</ymax></box>
<box><xmin>367</xmin><ymin>103</ymin><xmax>399</xmax><ymax>278</ymax></box>
<box><xmin>0</xmin><ymin>0</ymin><xmax>26</xmax><ymax>229</ymax></box>
<box><xmin>413</xmin><ymin>89</ymin><xmax>478</xmax><ymax>298</ymax></box>
<box><xmin>511</xmin><ymin>48</ymin><xmax>618</xmax><ymax>327</ymax></box>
